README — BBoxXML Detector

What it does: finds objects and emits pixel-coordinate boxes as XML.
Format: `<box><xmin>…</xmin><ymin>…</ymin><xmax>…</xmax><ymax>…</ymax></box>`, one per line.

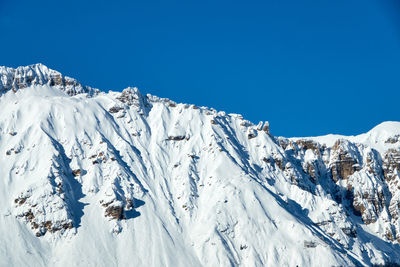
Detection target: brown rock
<box><xmin>330</xmin><ymin>142</ymin><xmax>360</xmax><ymax>181</ymax></box>
<box><xmin>72</xmin><ymin>169</ymin><xmax>81</xmax><ymax>177</ymax></box>
<box><xmin>295</xmin><ymin>140</ymin><xmax>320</xmax><ymax>154</ymax></box>
<box><xmin>109</xmin><ymin>106</ymin><xmax>124</xmax><ymax>113</ymax></box>
<box><xmin>105</xmin><ymin>205</ymin><xmax>123</xmax><ymax>220</ymax></box>
<box><xmin>167</xmin><ymin>135</ymin><xmax>186</xmax><ymax>141</ymax></box>
<box><xmin>383</xmin><ymin>149</ymin><xmax>400</xmax><ymax>181</ymax></box>
<box><xmin>14</xmin><ymin>197</ymin><xmax>26</xmax><ymax>205</ymax></box>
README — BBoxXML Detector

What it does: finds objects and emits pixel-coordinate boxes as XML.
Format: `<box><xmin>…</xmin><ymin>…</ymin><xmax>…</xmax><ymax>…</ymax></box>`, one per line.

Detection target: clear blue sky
<box><xmin>1</xmin><ymin>0</ymin><xmax>399</xmax><ymax>137</ymax></box>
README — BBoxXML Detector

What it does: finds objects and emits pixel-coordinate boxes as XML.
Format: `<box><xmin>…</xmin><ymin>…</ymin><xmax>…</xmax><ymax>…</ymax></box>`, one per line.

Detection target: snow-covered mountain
<box><xmin>0</xmin><ymin>64</ymin><xmax>399</xmax><ymax>267</ymax></box>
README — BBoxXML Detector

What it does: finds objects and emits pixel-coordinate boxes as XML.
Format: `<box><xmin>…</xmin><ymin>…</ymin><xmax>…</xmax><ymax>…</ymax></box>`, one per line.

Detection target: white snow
<box><xmin>0</xmin><ymin>64</ymin><xmax>399</xmax><ymax>267</ymax></box>
<box><xmin>291</xmin><ymin>121</ymin><xmax>400</xmax><ymax>154</ymax></box>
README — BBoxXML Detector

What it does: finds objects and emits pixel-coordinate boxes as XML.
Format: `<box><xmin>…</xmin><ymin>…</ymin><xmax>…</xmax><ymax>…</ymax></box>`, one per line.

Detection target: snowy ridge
<box><xmin>291</xmin><ymin>121</ymin><xmax>400</xmax><ymax>154</ymax></box>
<box><xmin>0</xmin><ymin>64</ymin><xmax>399</xmax><ymax>266</ymax></box>
<box><xmin>0</xmin><ymin>64</ymin><xmax>99</xmax><ymax>96</ymax></box>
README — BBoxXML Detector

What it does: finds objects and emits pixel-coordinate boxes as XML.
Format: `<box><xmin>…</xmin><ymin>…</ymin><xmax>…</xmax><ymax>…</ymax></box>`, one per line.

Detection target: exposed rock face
<box><xmin>116</xmin><ymin>87</ymin><xmax>152</xmax><ymax>115</ymax></box>
<box><xmin>72</xmin><ymin>169</ymin><xmax>82</xmax><ymax>177</ymax></box>
<box><xmin>167</xmin><ymin>135</ymin><xmax>187</xmax><ymax>141</ymax></box>
<box><xmin>295</xmin><ymin>139</ymin><xmax>321</xmax><ymax>154</ymax></box>
<box><xmin>278</xmin><ymin>129</ymin><xmax>400</xmax><ymax>245</ymax></box>
<box><xmin>108</xmin><ymin>106</ymin><xmax>124</xmax><ymax>114</ymax></box>
<box><xmin>247</xmin><ymin>128</ymin><xmax>257</xmax><ymax>139</ymax></box>
<box><xmin>262</xmin><ymin>121</ymin><xmax>270</xmax><ymax>133</ymax></box>
<box><xmin>104</xmin><ymin>202</ymin><xmax>124</xmax><ymax>220</ymax></box>
<box><xmin>383</xmin><ymin>149</ymin><xmax>400</xmax><ymax>181</ymax></box>
<box><xmin>329</xmin><ymin>140</ymin><xmax>360</xmax><ymax>181</ymax></box>
<box><xmin>385</xmin><ymin>135</ymin><xmax>400</xmax><ymax>144</ymax></box>
<box><xmin>0</xmin><ymin>63</ymin><xmax>98</xmax><ymax>96</ymax></box>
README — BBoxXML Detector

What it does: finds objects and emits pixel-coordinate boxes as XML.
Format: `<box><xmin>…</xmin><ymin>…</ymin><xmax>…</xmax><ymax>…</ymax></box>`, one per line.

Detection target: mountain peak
<box><xmin>0</xmin><ymin>63</ymin><xmax>99</xmax><ymax>96</ymax></box>
<box><xmin>368</xmin><ymin>121</ymin><xmax>400</xmax><ymax>136</ymax></box>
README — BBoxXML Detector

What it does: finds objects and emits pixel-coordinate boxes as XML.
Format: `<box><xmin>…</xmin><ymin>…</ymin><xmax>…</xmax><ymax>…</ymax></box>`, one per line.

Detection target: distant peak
<box><xmin>26</xmin><ymin>62</ymin><xmax>48</xmax><ymax>69</ymax></box>
<box><xmin>368</xmin><ymin>121</ymin><xmax>400</xmax><ymax>134</ymax></box>
<box><xmin>0</xmin><ymin>64</ymin><xmax>99</xmax><ymax>96</ymax></box>
<box><xmin>364</xmin><ymin>121</ymin><xmax>400</xmax><ymax>144</ymax></box>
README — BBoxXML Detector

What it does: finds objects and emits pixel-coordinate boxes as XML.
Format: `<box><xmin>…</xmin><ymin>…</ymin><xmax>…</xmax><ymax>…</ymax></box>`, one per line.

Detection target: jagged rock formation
<box><xmin>0</xmin><ymin>63</ymin><xmax>98</xmax><ymax>96</ymax></box>
<box><xmin>0</xmin><ymin>64</ymin><xmax>399</xmax><ymax>267</ymax></box>
<box><xmin>279</xmin><ymin>133</ymin><xmax>400</xmax><ymax>246</ymax></box>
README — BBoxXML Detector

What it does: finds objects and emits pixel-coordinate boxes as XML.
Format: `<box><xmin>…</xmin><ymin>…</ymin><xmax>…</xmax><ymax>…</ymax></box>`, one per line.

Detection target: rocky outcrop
<box><xmin>116</xmin><ymin>87</ymin><xmax>152</xmax><ymax>115</ymax></box>
<box><xmin>0</xmin><ymin>63</ymin><xmax>98</xmax><ymax>96</ymax></box>
<box><xmin>14</xmin><ymin>156</ymin><xmax>77</xmax><ymax>237</ymax></box>
<box><xmin>295</xmin><ymin>139</ymin><xmax>321</xmax><ymax>154</ymax></box>
<box><xmin>102</xmin><ymin>201</ymin><xmax>124</xmax><ymax>220</ymax></box>
<box><xmin>383</xmin><ymin>149</ymin><xmax>400</xmax><ymax>181</ymax></box>
<box><xmin>167</xmin><ymin>135</ymin><xmax>188</xmax><ymax>141</ymax></box>
<box><xmin>247</xmin><ymin>128</ymin><xmax>257</xmax><ymax>139</ymax></box>
<box><xmin>277</xmin><ymin>133</ymin><xmax>400</xmax><ymax>243</ymax></box>
<box><xmin>329</xmin><ymin>140</ymin><xmax>360</xmax><ymax>182</ymax></box>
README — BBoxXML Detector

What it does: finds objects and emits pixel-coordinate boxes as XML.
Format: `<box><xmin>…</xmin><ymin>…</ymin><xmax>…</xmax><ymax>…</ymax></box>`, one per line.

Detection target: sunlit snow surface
<box><xmin>0</xmin><ymin>65</ymin><xmax>399</xmax><ymax>266</ymax></box>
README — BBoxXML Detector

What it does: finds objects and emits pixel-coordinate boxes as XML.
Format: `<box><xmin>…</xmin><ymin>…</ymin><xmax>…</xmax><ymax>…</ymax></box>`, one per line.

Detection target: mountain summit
<box><xmin>0</xmin><ymin>64</ymin><xmax>399</xmax><ymax>266</ymax></box>
<box><xmin>0</xmin><ymin>63</ymin><xmax>98</xmax><ymax>96</ymax></box>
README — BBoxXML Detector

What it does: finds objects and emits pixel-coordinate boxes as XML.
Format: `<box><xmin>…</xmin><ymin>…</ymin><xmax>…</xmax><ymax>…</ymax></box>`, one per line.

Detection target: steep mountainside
<box><xmin>0</xmin><ymin>64</ymin><xmax>399</xmax><ymax>267</ymax></box>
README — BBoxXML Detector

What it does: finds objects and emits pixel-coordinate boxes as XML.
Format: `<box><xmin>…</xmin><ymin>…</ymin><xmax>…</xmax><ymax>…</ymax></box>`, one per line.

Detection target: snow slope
<box><xmin>0</xmin><ymin>64</ymin><xmax>399</xmax><ymax>267</ymax></box>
